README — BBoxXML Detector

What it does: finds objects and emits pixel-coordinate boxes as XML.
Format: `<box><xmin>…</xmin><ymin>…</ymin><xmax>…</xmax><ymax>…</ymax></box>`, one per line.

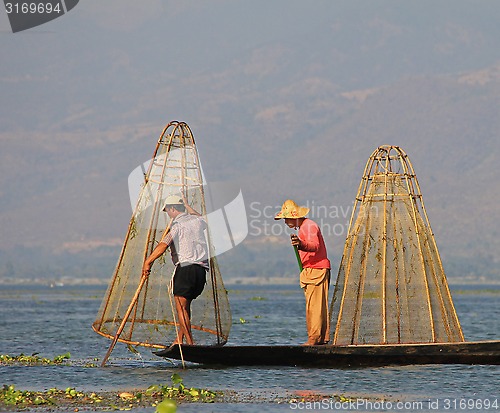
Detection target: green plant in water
<box><xmin>0</xmin><ymin>385</ymin><xmax>55</xmax><ymax>407</ymax></box>
<box><xmin>65</xmin><ymin>387</ymin><xmax>84</xmax><ymax>399</ymax></box>
<box><xmin>1</xmin><ymin>384</ymin><xmax>23</xmax><ymax>406</ymax></box>
<box><xmin>156</xmin><ymin>398</ymin><xmax>177</xmax><ymax>413</ymax></box>
<box><xmin>147</xmin><ymin>374</ymin><xmax>216</xmax><ymax>404</ymax></box>
<box><xmin>0</xmin><ymin>352</ymin><xmax>70</xmax><ymax>365</ymax></box>
<box><xmin>1</xmin><ymin>376</ymin><xmax>216</xmax><ymax>410</ymax></box>
<box><xmin>53</xmin><ymin>352</ymin><xmax>71</xmax><ymax>363</ymax></box>
<box><xmin>126</xmin><ymin>344</ymin><xmax>141</xmax><ymax>355</ymax></box>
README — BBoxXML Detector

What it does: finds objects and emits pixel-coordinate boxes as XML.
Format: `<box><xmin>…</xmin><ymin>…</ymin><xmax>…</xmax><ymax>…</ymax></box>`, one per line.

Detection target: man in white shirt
<box><xmin>142</xmin><ymin>195</ymin><xmax>208</xmax><ymax>345</ymax></box>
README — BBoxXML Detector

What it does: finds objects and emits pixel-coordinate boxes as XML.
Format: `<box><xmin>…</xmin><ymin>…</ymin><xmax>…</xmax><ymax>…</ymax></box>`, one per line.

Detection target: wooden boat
<box><xmin>154</xmin><ymin>340</ymin><xmax>500</xmax><ymax>367</ymax></box>
<box><xmin>153</xmin><ymin>146</ymin><xmax>500</xmax><ymax>367</ymax></box>
<box><xmin>100</xmin><ymin>143</ymin><xmax>500</xmax><ymax>368</ymax></box>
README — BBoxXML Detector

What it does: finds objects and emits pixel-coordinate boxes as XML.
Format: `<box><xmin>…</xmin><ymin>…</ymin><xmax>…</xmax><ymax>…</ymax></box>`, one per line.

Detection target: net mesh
<box><xmin>92</xmin><ymin>121</ymin><xmax>231</xmax><ymax>349</ymax></box>
<box><xmin>330</xmin><ymin>145</ymin><xmax>464</xmax><ymax>345</ymax></box>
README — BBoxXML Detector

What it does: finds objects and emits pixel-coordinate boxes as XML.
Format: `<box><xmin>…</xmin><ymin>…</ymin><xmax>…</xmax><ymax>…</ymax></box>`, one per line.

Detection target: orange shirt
<box><xmin>298</xmin><ymin>218</ymin><xmax>331</xmax><ymax>269</ymax></box>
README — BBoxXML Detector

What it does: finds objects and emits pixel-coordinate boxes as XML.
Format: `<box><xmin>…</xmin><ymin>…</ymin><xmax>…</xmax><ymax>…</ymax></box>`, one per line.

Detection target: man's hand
<box><xmin>142</xmin><ymin>262</ymin><xmax>152</xmax><ymax>278</ymax></box>
<box><xmin>290</xmin><ymin>234</ymin><xmax>301</xmax><ymax>248</ymax></box>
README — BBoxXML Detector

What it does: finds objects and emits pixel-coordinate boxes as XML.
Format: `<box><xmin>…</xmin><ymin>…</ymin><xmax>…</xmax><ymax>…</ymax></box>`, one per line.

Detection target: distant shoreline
<box><xmin>0</xmin><ymin>277</ymin><xmax>499</xmax><ymax>287</ymax></box>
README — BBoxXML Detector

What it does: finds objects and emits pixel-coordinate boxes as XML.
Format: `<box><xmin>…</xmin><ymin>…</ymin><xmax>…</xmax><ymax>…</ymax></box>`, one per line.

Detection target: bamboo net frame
<box><xmin>93</xmin><ymin>121</ymin><xmax>231</xmax><ymax>350</ymax></box>
<box><xmin>330</xmin><ymin>145</ymin><xmax>464</xmax><ymax>345</ymax></box>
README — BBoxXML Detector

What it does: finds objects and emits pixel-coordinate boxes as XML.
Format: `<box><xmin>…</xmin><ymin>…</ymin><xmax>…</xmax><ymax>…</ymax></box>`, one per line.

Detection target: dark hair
<box><xmin>168</xmin><ymin>204</ymin><xmax>185</xmax><ymax>212</ymax></box>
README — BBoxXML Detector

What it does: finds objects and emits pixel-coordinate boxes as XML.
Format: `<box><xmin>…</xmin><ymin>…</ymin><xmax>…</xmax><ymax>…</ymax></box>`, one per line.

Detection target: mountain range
<box><xmin>0</xmin><ymin>1</ymin><xmax>499</xmax><ymax>283</ymax></box>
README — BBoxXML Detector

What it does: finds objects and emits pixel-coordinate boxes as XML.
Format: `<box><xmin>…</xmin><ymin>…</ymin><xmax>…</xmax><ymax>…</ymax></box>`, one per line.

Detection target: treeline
<box><xmin>0</xmin><ymin>242</ymin><xmax>498</xmax><ymax>284</ymax></box>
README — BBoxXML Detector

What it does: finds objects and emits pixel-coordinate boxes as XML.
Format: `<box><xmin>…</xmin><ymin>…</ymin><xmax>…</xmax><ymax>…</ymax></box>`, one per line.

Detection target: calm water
<box><xmin>0</xmin><ymin>283</ymin><xmax>499</xmax><ymax>412</ymax></box>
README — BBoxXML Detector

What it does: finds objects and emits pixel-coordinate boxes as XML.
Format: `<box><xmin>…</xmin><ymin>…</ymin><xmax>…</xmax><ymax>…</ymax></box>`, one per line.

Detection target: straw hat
<box><xmin>162</xmin><ymin>195</ymin><xmax>183</xmax><ymax>211</ymax></box>
<box><xmin>274</xmin><ymin>199</ymin><xmax>309</xmax><ymax>220</ymax></box>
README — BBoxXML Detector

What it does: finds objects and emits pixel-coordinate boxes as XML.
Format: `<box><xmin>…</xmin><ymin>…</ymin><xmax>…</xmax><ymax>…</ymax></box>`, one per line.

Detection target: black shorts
<box><xmin>173</xmin><ymin>264</ymin><xmax>207</xmax><ymax>300</ymax></box>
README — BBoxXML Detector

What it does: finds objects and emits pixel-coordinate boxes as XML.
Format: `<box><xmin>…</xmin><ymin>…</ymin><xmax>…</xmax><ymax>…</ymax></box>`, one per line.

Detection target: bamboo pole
<box><xmin>332</xmin><ymin>149</ymin><xmax>377</xmax><ymax>344</ymax></box>
<box><xmin>350</xmin><ymin>193</ymin><xmax>375</xmax><ymax>344</ymax></box>
<box><xmin>100</xmin><ymin>276</ymin><xmax>148</xmax><ymax>367</ymax></box>
<box><xmin>186</xmin><ymin>121</ymin><xmax>227</xmax><ymax>346</ymax></box>
<box><xmin>399</xmin><ymin>150</ymin><xmax>436</xmax><ymax>341</ymax></box>
<box><xmin>292</xmin><ymin>234</ymin><xmax>303</xmax><ymax>272</ymax></box>
<box><xmin>406</xmin><ymin>155</ymin><xmax>464</xmax><ymax>342</ymax></box>
<box><xmin>100</xmin><ymin>218</ymin><xmax>174</xmax><ymax>367</ymax></box>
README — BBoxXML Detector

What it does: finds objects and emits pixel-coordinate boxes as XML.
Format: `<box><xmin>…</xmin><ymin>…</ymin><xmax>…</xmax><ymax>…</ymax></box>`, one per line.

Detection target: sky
<box><xmin>1</xmin><ymin>1</ymin><xmax>500</xmax><ymax>280</ymax></box>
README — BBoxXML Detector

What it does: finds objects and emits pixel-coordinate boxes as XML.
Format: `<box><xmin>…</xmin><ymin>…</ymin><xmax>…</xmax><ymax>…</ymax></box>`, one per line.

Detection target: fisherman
<box><xmin>275</xmin><ymin>199</ymin><xmax>331</xmax><ymax>345</ymax></box>
<box><xmin>142</xmin><ymin>194</ymin><xmax>208</xmax><ymax>345</ymax></box>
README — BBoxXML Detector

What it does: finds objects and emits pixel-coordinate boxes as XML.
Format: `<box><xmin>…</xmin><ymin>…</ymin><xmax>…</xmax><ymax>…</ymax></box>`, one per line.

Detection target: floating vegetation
<box><xmin>0</xmin><ymin>375</ymin><xmax>217</xmax><ymax>411</ymax></box>
<box><xmin>1</xmin><ymin>384</ymin><xmax>56</xmax><ymax>407</ymax></box>
<box><xmin>156</xmin><ymin>398</ymin><xmax>178</xmax><ymax>413</ymax></box>
<box><xmin>0</xmin><ymin>352</ymin><xmax>70</xmax><ymax>365</ymax></box>
<box><xmin>0</xmin><ymin>385</ymin><xmax>103</xmax><ymax>408</ymax></box>
<box><xmin>147</xmin><ymin>373</ymin><xmax>217</xmax><ymax>403</ymax></box>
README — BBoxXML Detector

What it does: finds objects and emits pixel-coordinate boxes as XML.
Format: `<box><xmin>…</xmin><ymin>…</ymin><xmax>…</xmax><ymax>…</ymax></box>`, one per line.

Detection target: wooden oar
<box><xmin>100</xmin><ymin>217</ymin><xmax>174</xmax><ymax>367</ymax></box>
<box><xmin>100</xmin><ymin>276</ymin><xmax>149</xmax><ymax>367</ymax></box>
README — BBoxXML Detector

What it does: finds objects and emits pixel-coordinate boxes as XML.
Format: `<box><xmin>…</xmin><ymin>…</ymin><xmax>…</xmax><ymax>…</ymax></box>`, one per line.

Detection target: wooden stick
<box><xmin>167</xmin><ymin>269</ymin><xmax>186</xmax><ymax>369</ymax></box>
<box><xmin>100</xmin><ymin>218</ymin><xmax>174</xmax><ymax>367</ymax></box>
<box><xmin>100</xmin><ymin>276</ymin><xmax>148</xmax><ymax>367</ymax></box>
<box><xmin>291</xmin><ymin>234</ymin><xmax>303</xmax><ymax>271</ymax></box>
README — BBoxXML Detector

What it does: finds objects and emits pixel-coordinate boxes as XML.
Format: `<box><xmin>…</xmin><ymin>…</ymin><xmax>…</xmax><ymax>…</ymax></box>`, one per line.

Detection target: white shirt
<box><xmin>161</xmin><ymin>213</ymin><xmax>208</xmax><ymax>267</ymax></box>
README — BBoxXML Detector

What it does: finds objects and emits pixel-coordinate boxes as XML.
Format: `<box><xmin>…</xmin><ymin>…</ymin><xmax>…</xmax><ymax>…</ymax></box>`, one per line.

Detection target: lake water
<box><xmin>0</xmin><ymin>283</ymin><xmax>499</xmax><ymax>412</ymax></box>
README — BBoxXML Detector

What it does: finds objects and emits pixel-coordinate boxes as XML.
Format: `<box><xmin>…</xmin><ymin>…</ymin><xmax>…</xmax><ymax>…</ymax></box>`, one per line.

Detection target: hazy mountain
<box><xmin>0</xmin><ymin>1</ymin><xmax>499</xmax><ymax>283</ymax></box>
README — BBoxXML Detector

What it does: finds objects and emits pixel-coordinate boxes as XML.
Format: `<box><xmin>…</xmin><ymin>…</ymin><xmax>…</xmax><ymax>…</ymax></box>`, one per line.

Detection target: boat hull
<box><xmin>153</xmin><ymin>341</ymin><xmax>500</xmax><ymax>367</ymax></box>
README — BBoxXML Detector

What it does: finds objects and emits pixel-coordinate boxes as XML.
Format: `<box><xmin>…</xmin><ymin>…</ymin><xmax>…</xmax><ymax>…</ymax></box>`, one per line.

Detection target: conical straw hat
<box><xmin>274</xmin><ymin>199</ymin><xmax>310</xmax><ymax>220</ymax></box>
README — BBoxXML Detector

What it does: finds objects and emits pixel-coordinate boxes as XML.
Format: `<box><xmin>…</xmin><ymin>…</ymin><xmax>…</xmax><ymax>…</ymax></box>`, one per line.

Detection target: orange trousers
<box><xmin>300</xmin><ymin>268</ymin><xmax>330</xmax><ymax>344</ymax></box>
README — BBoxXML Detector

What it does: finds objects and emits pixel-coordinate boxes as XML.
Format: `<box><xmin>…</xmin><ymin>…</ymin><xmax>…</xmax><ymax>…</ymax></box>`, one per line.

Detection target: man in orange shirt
<box><xmin>275</xmin><ymin>199</ymin><xmax>331</xmax><ymax>345</ymax></box>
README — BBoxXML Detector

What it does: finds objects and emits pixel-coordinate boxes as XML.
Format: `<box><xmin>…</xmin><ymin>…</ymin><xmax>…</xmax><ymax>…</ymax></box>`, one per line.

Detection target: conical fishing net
<box><xmin>330</xmin><ymin>145</ymin><xmax>464</xmax><ymax>345</ymax></box>
<box><xmin>93</xmin><ymin>121</ymin><xmax>231</xmax><ymax>349</ymax></box>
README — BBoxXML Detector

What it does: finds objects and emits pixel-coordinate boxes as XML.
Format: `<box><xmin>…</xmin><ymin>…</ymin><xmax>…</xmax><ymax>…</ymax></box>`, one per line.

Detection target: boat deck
<box><xmin>153</xmin><ymin>340</ymin><xmax>500</xmax><ymax>367</ymax></box>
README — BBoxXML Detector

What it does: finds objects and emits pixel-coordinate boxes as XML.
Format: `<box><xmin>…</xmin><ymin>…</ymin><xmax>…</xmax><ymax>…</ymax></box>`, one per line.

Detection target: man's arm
<box><xmin>295</xmin><ymin>224</ymin><xmax>320</xmax><ymax>252</ymax></box>
<box><xmin>185</xmin><ymin>203</ymin><xmax>201</xmax><ymax>216</ymax></box>
<box><xmin>142</xmin><ymin>242</ymin><xmax>168</xmax><ymax>277</ymax></box>
<box><xmin>181</xmin><ymin>193</ymin><xmax>201</xmax><ymax>216</ymax></box>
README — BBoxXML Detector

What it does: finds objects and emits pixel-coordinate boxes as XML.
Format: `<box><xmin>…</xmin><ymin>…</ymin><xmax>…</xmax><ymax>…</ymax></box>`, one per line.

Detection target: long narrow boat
<box><xmin>154</xmin><ymin>340</ymin><xmax>500</xmax><ymax>367</ymax></box>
